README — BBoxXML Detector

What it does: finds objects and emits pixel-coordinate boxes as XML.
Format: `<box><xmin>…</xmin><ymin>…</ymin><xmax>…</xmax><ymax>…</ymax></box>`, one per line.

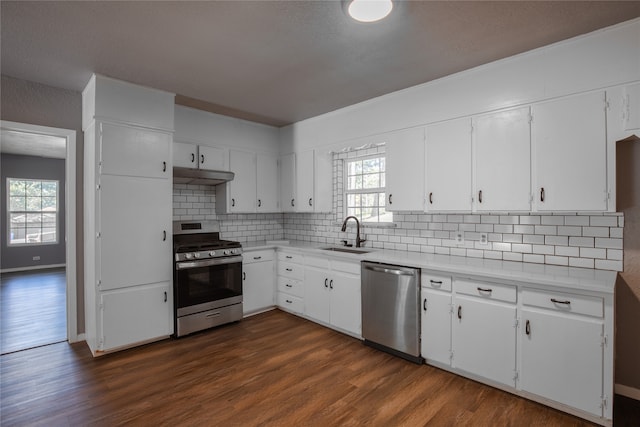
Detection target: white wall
<box><xmin>280</xmin><ymin>18</ymin><xmax>640</xmax><ymax>153</ymax></box>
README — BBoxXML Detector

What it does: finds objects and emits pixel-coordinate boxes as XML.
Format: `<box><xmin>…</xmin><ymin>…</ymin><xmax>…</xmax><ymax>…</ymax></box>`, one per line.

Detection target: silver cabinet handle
<box><xmin>363</xmin><ymin>264</ymin><xmax>416</xmax><ymax>276</ymax></box>
<box><xmin>205</xmin><ymin>312</ymin><xmax>221</xmax><ymax>318</ymax></box>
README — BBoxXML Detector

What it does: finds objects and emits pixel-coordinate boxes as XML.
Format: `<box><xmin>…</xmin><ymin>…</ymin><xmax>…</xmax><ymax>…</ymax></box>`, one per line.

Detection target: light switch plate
<box><xmin>479</xmin><ymin>233</ymin><xmax>488</xmax><ymax>245</ymax></box>
<box><xmin>456</xmin><ymin>231</ymin><xmax>464</xmax><ymax>244</ymax></box>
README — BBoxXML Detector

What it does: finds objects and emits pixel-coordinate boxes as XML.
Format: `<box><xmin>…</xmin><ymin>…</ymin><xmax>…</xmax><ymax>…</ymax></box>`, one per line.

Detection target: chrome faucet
<box><xmin>341</xmin><ymin>216</ymin><xmax>366</xmax><ymax>248</ymax></box>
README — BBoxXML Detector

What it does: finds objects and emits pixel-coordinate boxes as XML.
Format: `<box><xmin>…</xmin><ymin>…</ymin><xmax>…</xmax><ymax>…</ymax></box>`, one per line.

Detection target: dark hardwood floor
<box><xmin>0</xmin><ymin>267</ymin><xmax>66</xmax><ymax>355</ymax></box>
<box><xmin>1</xmin><ymin>309</ymin><xmax>638</xmax><ymax>426</ymax></box>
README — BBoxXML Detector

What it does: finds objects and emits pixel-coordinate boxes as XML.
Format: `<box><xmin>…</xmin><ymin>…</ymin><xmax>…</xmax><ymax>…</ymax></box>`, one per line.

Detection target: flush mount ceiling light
<box><xmin>345</xmin><ymin>0</ymin><xmax>394</xmax><ymax>23</ymax></box>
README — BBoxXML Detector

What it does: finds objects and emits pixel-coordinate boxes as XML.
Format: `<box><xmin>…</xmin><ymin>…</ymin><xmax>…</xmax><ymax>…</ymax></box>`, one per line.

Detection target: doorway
<box><xmin>0</xmin><ymin>121</ymin><xmax>77</xmax><ymax>353</ymax></box>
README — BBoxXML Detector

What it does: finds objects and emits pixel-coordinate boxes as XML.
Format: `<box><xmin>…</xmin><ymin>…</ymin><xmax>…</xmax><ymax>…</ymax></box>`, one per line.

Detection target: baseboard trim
<box><xmin>615</xmin><ymin>383</ymin><xmax>640</xmax><ymax>401</ymax></box>
<box><xmin>0</xmin><ymin>264</ymin><xmax>66</xmax><ymax>274</ymax></box>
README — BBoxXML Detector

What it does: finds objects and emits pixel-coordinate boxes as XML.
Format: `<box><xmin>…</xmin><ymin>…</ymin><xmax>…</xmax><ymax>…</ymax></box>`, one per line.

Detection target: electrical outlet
<box><xmin>33</xmin><ymin>256</ymin><xmax>40</xmax><ymax>261</ymax></box>
<box><xmin>455</xmin><ymin>231</ymin><xmax>464</xmax><ymax>244</ymax></box>
<box><xmin>479</xmin><ymin>233</ymin><xmax>488</xmax><ymax>245</ymax></box>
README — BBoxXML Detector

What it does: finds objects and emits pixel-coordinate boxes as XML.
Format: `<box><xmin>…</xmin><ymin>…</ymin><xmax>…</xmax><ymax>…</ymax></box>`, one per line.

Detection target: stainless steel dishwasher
<box><xmin>361</xmin><ymin>261</ymin><xmax>423</xmax><ymax>364</ymax></box>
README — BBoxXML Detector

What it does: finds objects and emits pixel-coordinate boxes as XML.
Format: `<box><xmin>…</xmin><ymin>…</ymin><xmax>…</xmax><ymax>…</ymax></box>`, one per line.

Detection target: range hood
<box><xmin>173</xmin><ymin>167</ymin><xmax>235</xmax><ymax>185</ymax></box>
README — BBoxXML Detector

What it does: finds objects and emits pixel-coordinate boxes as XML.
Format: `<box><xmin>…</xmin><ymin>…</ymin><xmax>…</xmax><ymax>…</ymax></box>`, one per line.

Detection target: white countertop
<box><xmin>243</xmin><ymin>240</ymin><xmax>616</xmax><ymax>294</ymax></box>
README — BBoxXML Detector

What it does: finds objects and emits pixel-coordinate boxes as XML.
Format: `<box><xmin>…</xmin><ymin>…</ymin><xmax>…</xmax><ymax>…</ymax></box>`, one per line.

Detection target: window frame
<box><xmin>343</xmin><ymin>154</ymin><xmax>392</xmax><ymax>224</ymax></box>
<box><xmin>7</xmin><ymin>177</ymin><xmax>59</xmax><ymax>247</ymax></box>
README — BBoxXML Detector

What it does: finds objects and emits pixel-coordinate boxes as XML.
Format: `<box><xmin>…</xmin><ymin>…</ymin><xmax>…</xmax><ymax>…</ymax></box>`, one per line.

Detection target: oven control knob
<box><xmin>194</xmin><ymin>252</ymin><xmax>201</xmax><ymax>258</ymax></box>
<box><xmin>224</xmin><ymin>250</ymin><xmax>230</xmax><ymax>255</ymax></box>
<box><xmin>184</xmin><ymin>253</ymin><xmax>193</xmax><ymax>260</ymax></box>
<box><xmin>209</xmin><ymin>251</ymin><xmax>216</xmax><ymax>257</ymax></box>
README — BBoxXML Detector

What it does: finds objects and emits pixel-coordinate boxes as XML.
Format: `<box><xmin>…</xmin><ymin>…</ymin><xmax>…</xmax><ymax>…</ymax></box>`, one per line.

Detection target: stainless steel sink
<box><xmin>321</xmin><ymin>247</ymin><xmax>373</xmax><ymax>254</ymax></box>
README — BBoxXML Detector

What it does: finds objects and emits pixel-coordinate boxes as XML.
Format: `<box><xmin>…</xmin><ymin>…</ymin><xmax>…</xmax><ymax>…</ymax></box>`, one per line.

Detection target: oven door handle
<box><xmin>176</xmin><ymin>255</ymin><xmax>243</xmax><ymax>270</ymax></box>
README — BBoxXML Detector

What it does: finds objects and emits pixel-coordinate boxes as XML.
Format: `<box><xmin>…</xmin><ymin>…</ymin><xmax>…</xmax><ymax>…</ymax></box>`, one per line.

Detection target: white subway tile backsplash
<box><xmin>545</xmin><ymin>236</ymin><xmax>568</xmax><ymax>246</ymax></box>
<box><xmin>595</xmin><ymin>259</ymin><xmax>623</xmax><ymax>271</ymax></box>
<box><xmin>519</xmin><ymin>215</ymin><xmax>541</xmax><ymax>225</ymax></box>
<box><xmin>610</xmin><ymin>227</ymin><xmax>623</xmax><ymax>238</ymax></box>
<box><xmin>541</xmin><ymin>216</ymin><xmax>565</xmax><ymax>225</ymax></box>
<box><xmin>524</xmin><ymin>254</ymin><xmax>545</xmax><ymax>264</ymax></box>
<box><xmin>523</xmin><ymin>234</ymin><xmax>544</xmax><ymax>244</ymax></box>
<box><xmin>582</xmin><ymin>227</ymin><xmax>609</xmax><ymax>237</ymax></box>
<box><xmin>557</xmin><ymin>226</ymin><xmax>582</xmax><ymax>236</ymax></box>
<box><xmin>503</xmin><ymin>252</ymin><xmax>523</xmax><ymax>262</ymax></box>
<box><xmin>533</xmin><ymin>245</ymin><xmax>554</xmax><ymax>255</ymax></box>
<box><xmin>607</xmin><ymin>249</ymin><xmax>623</xmax><ymax>261</ymax></box>
<box><xmin>570</xmin><ymin>257</ymin><xmax>595</xmax><ymax>268</ymax></box>
<box><xmin>595</xmin><ymin>238</ymin><xmax>623</xmax><ymax>249</ymax></box>
<box><xmin>512</xmin><ymin>244</ymin><xmax>533</xmax><ymax>253</ymax></box>
<box><xmin>565</xmin><ymin>216</ymin><xmax>590</xmax><ymax>226</ymax></box>
<box><xmin>534</xmin><ymin>225</ymin><xmax>557</xmax><ymax>235</ymax></box>
<box><xmin>580</xmin><ymin>247</ymin><xmax>607</xmax><ymax>259</ymax></box>
<box><xmin>555</xmin><ymin>246</ymin><xmax>579</xmax><ymax>257</ymax></box>
<box><xmin>546</xmin><ymin>255</ymin><xmax>568</xmax><ymax>266</ymax></box>
<box><xmin>569</xmin><ymin>237</ymin><xmax>594</xmax><ymax>247</ymax></box>
<box><xmin>590</xmin><ymin>216</ymin><xmax>619</xmax><ymax>227</ymax></box>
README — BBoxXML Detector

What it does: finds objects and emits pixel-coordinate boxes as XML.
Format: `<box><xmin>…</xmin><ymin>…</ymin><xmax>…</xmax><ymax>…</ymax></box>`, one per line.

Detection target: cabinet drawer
<box><xmin>522</xmin><ymin>288</ymin><xmax>603</xmax><ymax>318</ymax></box>
<box><xmin>331</xmin><ymin>259</ymin><xmax>361</xmax><ymax>275</ymax></box>
<box><xmin>277</xmin><ymin>277</ymin><xmax>304</xmax><ymax>298</ymax></box>
<box><xmin>306</xmin><ymin>256</ymin><xmax>330</xmax><ymax>269</ymax></box>
<box><xmin>277</xmin><ymin>262</ymin><xmax>304</xmax><ymax>280</ymax></box>
<box><xmin>422</xmin><ymin>273</ymin><xmax>452</xmax><ymax>292</ymax></box>
<box><xmin>455</xmin><ymin>280</ymin><xmax>516</xmax><ymax>303</ymax></box>
<box><xmin>244</xmin><ymin>249</ymin><xmax>275</xmax><ymax>264</ymax></box>
<box><xmin>278</xmin><ymin>251</ymin><xmax>304</xmax><ymax>264</ymax></box>
<box><xmin>277</xmin><ymin>292</ymin><xmax>303</xmax><ymax>314</ymax></box>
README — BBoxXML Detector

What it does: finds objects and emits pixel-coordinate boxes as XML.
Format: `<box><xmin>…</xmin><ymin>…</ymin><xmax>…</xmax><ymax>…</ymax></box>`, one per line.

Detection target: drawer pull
<box><xmin>525</xmin><ymin>320</ymin><xmax>531</xmax><ymax>336</ymax></box>
<box><xmin>551</xmin><ymin>298</ymin><xmax>571</xmax><ymax>305</ymax></box>
<box><xmin>253</xmin><ymin>256</ymin><xmax>262</xmax><ymax>260</ymax></box>
<box><xmin>477</xmin><ymin>287</ymin><xmax>493</xmax><ymax>293</ymax></box>
<box><xmin>286</xmin><ymin>268</ymin><xmax>293</xmax><ymax>272</ymax></box>
<box><xmin>430</xmin><ymin>280</ymin><xmax>443</xmax><ymax>287</ymax></box>
<box><xmin>286</xmin><ymin>284</ymin><xmax>292</xmax><ymax>288</ymax></box>
<box><xmin>286</xmin><ymin>299</ymin><xmax>292</xmax><ymax>304</ymax></box>
<box><xmin>286</xmin><ymin>255</ymin><xmax>293</xmax><ymax>259</ymax></box>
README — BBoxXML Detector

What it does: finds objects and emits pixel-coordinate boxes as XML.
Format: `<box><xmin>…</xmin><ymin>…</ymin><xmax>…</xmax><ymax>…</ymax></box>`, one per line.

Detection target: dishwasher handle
<box><xmin>363</xmin><ymin>264</ymin><xmax>417</xmax><ymax>277</ymax></box>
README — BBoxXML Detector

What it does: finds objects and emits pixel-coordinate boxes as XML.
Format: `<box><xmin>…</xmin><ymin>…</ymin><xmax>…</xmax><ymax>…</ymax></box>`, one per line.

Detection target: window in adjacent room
<box><xmin>344</xmin><ymin>155</ymin><xmax>392</xmax><ymax>223</ymax></box>
<box><xmin>7</xmin><ymin>178</ymin><xmax>58</xmax><ymax>245</ymax></box>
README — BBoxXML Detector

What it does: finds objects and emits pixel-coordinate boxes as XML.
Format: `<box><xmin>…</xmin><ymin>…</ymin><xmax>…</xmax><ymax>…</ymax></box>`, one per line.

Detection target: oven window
<box><xmin>175</xmin><ymin>261</ymin><xmax>242</xmax><ymax>309</ymax></box>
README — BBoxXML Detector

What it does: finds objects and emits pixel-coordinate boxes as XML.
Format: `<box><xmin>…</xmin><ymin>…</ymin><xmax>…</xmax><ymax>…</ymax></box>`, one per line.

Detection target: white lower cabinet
<box><xmin>520</xmin><ymin>289</ymin><xmax>605</xmax><ymax>417</ymax></box>
<box><xmin>100</xmin><ymin>282</ymin><xmax>172</xmax><ymax>352</ymax></box>
<box><xmin>452</xmin><ymin>280</ymin><xmax>517</xmax><ymax>387</ymax></box>
<box><xmin>304</xmin><ymin>256</ymin><xmax>362</xmax><ymax>337</ymax></box>
<box><xmin>276</xmin><ymin>250</ymin><xmax>305</xmax><ymax>315</ymax></box>
<box><xmin>420</xmin><ymin>273</ymin><xmax>452</xmax><ymax>366</ymax></box>
<box><xmin>242</xmin><ymin>250</ymin><xmax>275</xmax><ymax>315</ymax></box>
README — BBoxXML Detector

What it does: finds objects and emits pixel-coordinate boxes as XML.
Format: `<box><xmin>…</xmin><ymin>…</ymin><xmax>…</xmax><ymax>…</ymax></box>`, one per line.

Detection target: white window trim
<box><xmin>7</xmin><ymin>178</ymin><xmax>60</xmax><ymax>247</ymax></box>
<box><xmin>343</xmin><ymin>153</ymin><xmax>393</xmax><ymax>225</ymax></box>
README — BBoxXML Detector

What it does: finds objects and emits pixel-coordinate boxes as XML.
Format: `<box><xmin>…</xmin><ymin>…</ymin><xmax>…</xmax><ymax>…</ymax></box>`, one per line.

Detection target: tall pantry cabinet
<box><xmin>82</xmin><ymin>75</ymin><xmax>175</xmax><ymax>356</ymax></box>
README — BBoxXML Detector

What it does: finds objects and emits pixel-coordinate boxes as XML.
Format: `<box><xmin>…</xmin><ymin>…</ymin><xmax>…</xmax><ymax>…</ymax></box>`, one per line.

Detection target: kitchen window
<box><xmin>344</xmin><ymin>155</ymin><xmax>392</xmax><ymax>223</ymax></box>
<box><xmin>7</xmin><ymin>178</ymin><xmax>59</xmax><ymax>246</ymax></box>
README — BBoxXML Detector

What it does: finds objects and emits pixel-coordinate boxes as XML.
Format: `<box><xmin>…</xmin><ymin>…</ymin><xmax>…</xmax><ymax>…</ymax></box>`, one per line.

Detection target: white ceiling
<box><xmin>0</xmin><ymin>130</ymin><xmax>66</xmax><ymax>159</ymax></box>
<box><xmin>1</xmin><ymin>1</ymin><xmax>640</xmax><ymax>127</ymax></box>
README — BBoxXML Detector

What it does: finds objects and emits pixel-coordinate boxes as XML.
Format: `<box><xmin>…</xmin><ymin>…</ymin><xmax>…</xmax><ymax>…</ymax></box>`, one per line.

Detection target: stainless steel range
<box><xmin>173</xmin><ymin>220</ymin><xmax>243</xmax><ymax>337</ymax></box>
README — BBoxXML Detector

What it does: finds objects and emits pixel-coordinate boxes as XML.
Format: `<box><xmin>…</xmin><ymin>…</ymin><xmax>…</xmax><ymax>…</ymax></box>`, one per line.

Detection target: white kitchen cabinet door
<box><xmin>520</xmin><ymin>308</ymin><xmax>603</xmax><ymax>416</ymax></box>
<box><xmin>257</xmin><ymin>153</ymin><xmax>279</xmax><ymax>212</ymax></box>
<box><xmin>623</xmin><ymin>82</ymin><xmax>640</xmax><ymax>131</ymax></box>
<box><xmin>453</xmin><ymin>295</ymin><xmax>516</xmax><ymax>387</ymax></box>
<box><xmin>304</xmin><ymin>266</ymin><xmax>331</xmax><ymax>325</ymax></box>
<box><xmin>314</xmin><ymin>150</ymin><xmax>333</xmax><ymax>213</ymax></box>
<box><xmin>532</xmin><ymin>91</ymin><xmax>608</xmax><ymax>211</ymax></box>
<box><xmin>421</xmin><ymin>288</ymin><xmax>452</xmax><ymax>366</ymax></box>
<box><xmin>385</xmin><ymin>127</ymin><xmax>425</xmax><ymax>211</ymax></box>
<box><xmin>426</xmin><ymin>118</ymin><xmax>472</xmax><ymax>212</ymax></box>
<box><xmin>296</xmin><ymin>150</ymin><xmax>315</xmax><ymax>212</ymax></box>
<box><xmin>173</xmin><ymin>141</ymin><xmax>199</xmax><ymax>168</ymax></box>
<box><xmin>99</xmin><ymin>175</ymin><xmax>172</xmax><ymax>291</ymax></box>
<box><xmin>198</xmin><ymin>145</ymin><xmax>228</xmax><ymax>171</ymax></box>
<box><xmin>100</xmin><ymin>123</ymin><xmax>171</xmax><ymax>179</ymax></box>
<box><xmin>243</xmin><ymin>260</ymin><xmax>275</xmax><ymax>315</ymax></box>
<box><xmin>280</xmin><ymin>153</ymin><xmax>296</xmax><ymax>212</ymax></box>
<box><xmin>100</xmin><ymin>282</ymin><xmax>172</xmax><ymax>351</ymax></box>
<box><xmin>226</xmin><ymin>149</ymin><xmax>257</xmax><ymax>212</ymax></box>
<box><xmin>330</xmin><ymin>271</ymin><xmax>361</xmax><ymax>336</ymax></box>
<box><xmin>474</xmin><ymin>107</ymin><xmax>531</xmax><ymax>212</ymax></box>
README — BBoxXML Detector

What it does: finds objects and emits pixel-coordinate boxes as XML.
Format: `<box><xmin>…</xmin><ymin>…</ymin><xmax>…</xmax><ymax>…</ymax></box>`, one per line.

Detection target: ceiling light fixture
<box><xmin>345</xmin><ymin>0</ymin><xmax>393</xmax><ymax>23</ymax></box>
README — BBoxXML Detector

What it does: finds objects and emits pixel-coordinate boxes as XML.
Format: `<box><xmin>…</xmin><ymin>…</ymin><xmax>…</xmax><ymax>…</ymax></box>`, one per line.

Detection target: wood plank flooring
<box><xmin>0</xmin><ymin>268</ymin><xmax>66</xmax><ymax>354</ymax></box>
<box><xmin>1</xmin><ymin>309</ymin><xmax>638</xmax><ymax>426</ymax></box>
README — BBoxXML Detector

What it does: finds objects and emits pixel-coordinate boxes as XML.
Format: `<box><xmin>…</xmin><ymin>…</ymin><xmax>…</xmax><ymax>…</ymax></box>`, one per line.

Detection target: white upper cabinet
<box><xmin>532</xmin><ymin>91</ymin><xmax>608</xmax><ymax>212</ymax></box>
<box><xmin>623</xmin><ymin>82</ymin><xmax>640</xmax><ymax>131</ymax></box>
<box><xmin>426</xmin><ymin>118</ymin><xmax>473</xmax><ymax>212</ymax></box>
<box><xmin>385</xmin><ymin>127</ymin><xmax>425</xmax><ymax>211</ymax></box>
<box><xmin>473</xmin><ymin>107</ymin><xmax>531</xmax><ymax>212</ymax></box>
<box><xmin>256</xmin><ymin>153</ymin><xmax>279</xmax><ymax>212</ymax></box>
<box><xmin>280</xmin><ymin>153</ymin><xmax>296</xmax><ymax>212</ymax></box>
<box><xmin>222</xmin><ymin>149</ymin><xmax>257</xmax><ymax>213</ymax></box>
<box><xmin>282</xmin><ymin>150</ymin><xmax>332</xmax><ymax>213</ymax></box>
<box><xmin>173</xmin><ymin>142</ymin><xmax>228</xmax><ymax>171</ymax></box>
